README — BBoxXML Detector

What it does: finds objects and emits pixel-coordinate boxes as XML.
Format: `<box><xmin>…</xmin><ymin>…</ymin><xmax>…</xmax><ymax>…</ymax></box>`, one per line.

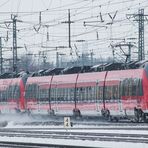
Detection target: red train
<box><xmin>0</xmin><ymin>63</ymin><xmax>148</xmax><ymax>122</ymax></box>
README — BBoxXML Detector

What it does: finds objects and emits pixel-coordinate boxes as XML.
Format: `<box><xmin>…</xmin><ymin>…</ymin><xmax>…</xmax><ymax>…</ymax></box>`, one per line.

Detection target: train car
<box><xmin>50</xmin><ymin>73</ymin><xmax>78</xmax><ymax>115</ymax></box>
<box><xmin>0</xmin><ymin>78</ymin><xmax>25</xmax><ymax>114</ymax></box>
<box><xmin>25</xmin><ymin>76</ymin><xmax>52</xmax><ymax>114</ymax></box>
<box><xmin>23</xmin><ymin>64</ymin><xmax>148</xmax><ymax>122</ymax></box>
<box><xmin>101</xmin><ymin>68</ymin><xmax>144</xmax><ymax>121</ymax></box>
<box><xmin>74</xmin><ymin>71</ymin><xmax>107</xmax><ymax>116</ymax></box>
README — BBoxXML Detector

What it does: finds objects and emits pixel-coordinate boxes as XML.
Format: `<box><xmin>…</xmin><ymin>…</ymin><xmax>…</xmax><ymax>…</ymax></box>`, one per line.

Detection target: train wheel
<box><xmin>143</xmin><ymin>113</ymin><xmax>148</xmax><ymax>123</ymax></box>
<box><xmin>134</xmin><ymin>107</ymin><xmax>140</xmax><ymax>122</ymax></box>
<box><xmin>101</xmin><ymin>109</ymin><xmax>105</xmax><ymax>117</ymax></box>
<box><xmin>114</xmin><ymin>117</ymin><xmax>119</xmax><ymax>122</ymax></box>
<box><xmin>105</xmin><ymin>110</ymin><xmax>110</xmax><ymax>118</ymax></box>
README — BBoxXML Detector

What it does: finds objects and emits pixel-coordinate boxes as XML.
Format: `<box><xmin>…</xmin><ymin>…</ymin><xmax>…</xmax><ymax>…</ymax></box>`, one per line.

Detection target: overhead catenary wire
<box><xmin>0</xmin><ymin>0</ymin><xmax>147</xmax><ymax>65</ymax></box>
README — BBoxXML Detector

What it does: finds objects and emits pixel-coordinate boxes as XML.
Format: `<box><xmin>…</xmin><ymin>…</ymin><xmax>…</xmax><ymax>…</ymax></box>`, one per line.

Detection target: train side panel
<box><xmin>25</xmin><ymin>76</ymin><xmax>52</xmax><ymax>114</ymax></box>
<box><xmin>0</xmin><ymin>78</ymin><xmax>24</xmax><ymax>114</ymax></box>
<box><xmin>143</xmin><ymin>64</ymin><xmax>148</xmax><ymax>112</ymax></box>
<box><xmin>104</xmin><ymin>69</ymin><xmax>144</xmax><ymax>117</ymax></box>
<box><xmin>50</xmin><ymin>74</ymin><xmax>78</xmax><ymax>115</ymax></box>
<box><xmin>76</xmin><ymin>72</ymin><xmax>106</xmax><ymax>115</ymax></box>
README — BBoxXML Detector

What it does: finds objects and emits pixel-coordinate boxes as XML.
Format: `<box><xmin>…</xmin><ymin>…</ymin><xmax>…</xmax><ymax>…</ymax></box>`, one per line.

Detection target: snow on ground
<box><xmin>1</xmin><ymin>115</ymin><xmax>148</xmax><ymax>148</ymax></box>
<box><xmin>4</xmin><ymin>121</ymin><xmax>148</xmax><ymax>136</ymax></box>
<box><xmin>0</xmin><ymin>136</ymin><xmax>147</xmax><ymax>148</ymax></box>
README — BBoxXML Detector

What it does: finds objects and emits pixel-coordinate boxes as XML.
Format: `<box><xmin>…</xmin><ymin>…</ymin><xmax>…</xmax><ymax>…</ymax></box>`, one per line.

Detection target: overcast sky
<box><xmin>0</xmin><ymin>0</ymin><xmax>148</xmax><ymax>64</ymax></box>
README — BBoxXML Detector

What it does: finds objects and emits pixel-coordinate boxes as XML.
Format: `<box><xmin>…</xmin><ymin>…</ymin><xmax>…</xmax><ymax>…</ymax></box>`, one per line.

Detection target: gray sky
<box><xmin>0</xmin><ymin>0</ymin><xmax>148</xmax><ymax>64</ymax></box>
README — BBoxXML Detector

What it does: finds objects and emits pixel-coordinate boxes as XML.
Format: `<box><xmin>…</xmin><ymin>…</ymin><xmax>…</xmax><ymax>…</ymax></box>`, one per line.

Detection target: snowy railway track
<box><xmin>0</xmin><ymin>141</ymin><xmax>86</xmax><ymax>148</ymax></box>
<box><xmin>2</xmin><ymin>126</ymin><xmax>148</xmax><ymax>131</ymax></box>
<box><xmin>0</xmin><ymin>128</ymin><xmax>148</xmax><ymax>144</ymax></box>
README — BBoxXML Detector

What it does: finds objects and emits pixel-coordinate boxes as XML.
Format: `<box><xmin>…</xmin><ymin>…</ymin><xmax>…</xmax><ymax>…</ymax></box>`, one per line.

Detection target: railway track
<box><xmin>2</xmin><ymin>126</ymin><xmax>148</xmax><ymax>130</ymax></box>
<box><xmin>0</xmin><ymin>141</ymin><xmax>87</xmax><ymax>148</ymax></box>
<box><xmin>0</xmin><ymin>128</ymin><xmax>148</xmax><ymax>144</ymax></box>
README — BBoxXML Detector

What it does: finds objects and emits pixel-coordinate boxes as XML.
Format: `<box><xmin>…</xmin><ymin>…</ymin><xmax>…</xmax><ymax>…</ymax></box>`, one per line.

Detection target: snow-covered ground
<box><xmin>0</xmin><ymin>115</ymin><xmax>148</xmax><ymax>148</ymax></box>
<box><xmin>0</xmin><ymin>136</ymin><xmax>147</xmax><ymax>148</ymax></box>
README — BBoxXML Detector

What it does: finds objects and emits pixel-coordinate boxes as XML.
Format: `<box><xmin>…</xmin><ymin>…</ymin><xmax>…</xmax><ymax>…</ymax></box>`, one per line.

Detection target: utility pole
<box><xmin>4</xmin><ymin>15</ymin><xmax>22</xmax><ymax>73</ymax></box>
<box><xmin>0</xmin><ymin>37</ymin><xmax>2</xmax><ymax>74</ymax></box>
<box><xmin>127</xmin><ymin>9</ymin><xmax>148</xmax><ymax>61</ymax></box>
<box><xmin>12</xmin><ymin>14</ymin><xmax>17</xmax><ymax>73</ymax></box>
<box><xmin>138</xmin><ymin>9</ymin><xmax>144</xmax><ymax>61</ymax></box>
<box><xmin>62</xmin><ymin>9</ymin><xmax>74</xmax><ymax>48</ymax></box>
<box><xmin>0</xmin><ymin>37</ymin><xmax>10</xmax><ymax>74</ymax></box>
<box><xmin>56</xmin><ymin>51</ymin><xmax>59</xmax><ymax>68</ymax></box>
<box><xmin>68</xmin><ymin>9</ymin><xmax>71</xmax><ymax>48</ymax></box>
<box><xmin>0</xmin><ymin>15</ymin><xmax>22</xmax><ymax>74</ymax></box>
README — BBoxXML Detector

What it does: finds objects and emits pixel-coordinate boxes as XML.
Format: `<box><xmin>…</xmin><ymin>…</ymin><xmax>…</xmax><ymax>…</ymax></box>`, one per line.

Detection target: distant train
<box><xmin>0</xmin><ymin>62</ymin><xmax>148</xmax><ymax>122</ymax></box>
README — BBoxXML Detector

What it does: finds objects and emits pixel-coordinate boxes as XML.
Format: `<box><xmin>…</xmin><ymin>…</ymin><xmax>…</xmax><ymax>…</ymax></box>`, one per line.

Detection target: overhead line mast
<box><xmin>12</xmin><ymin>15</ymin><xmax>18</xmax><ymax>73</ymax></box>
<box><xmin>127</xmin><ymin>9</ymin><xmax>148</xmax><ymax>61</ymax></box>
<box><xmin>62</xmin><ymin>9</ymin><xmax>74</xmax><ymax>48</ymax></box>
<box><xmin>0</xmin><ymin>37</ymin><xmax>2</xmax><ymax>74</ymax></box>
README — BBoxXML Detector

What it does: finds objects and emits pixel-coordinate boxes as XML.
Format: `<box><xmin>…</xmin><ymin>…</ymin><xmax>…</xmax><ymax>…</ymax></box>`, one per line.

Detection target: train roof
<box><xmin>26</xmin><ymin>75</ymin><xmax>52</xmax><ymax>84</ymax></box>
<box><xmin>0</xmin><ymin>61</ymin><xmax>147</xmax><ymax>79</ymax></box>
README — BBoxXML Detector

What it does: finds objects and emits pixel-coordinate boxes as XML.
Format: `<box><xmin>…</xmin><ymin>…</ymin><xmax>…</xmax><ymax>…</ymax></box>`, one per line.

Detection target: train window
<box><xmin>14</xmin><ymin>85</ymin><xmax>20</xmax><ymax>99</ymax></box>
<box><xmin>129</xmin><ymin>78</ymin><xmax>133</xmax><ymax>96</ymax></box>
<box><xmin>39</xmin><ymin>89</ymin><xmax>48</xmax><ymax>101</ymax></box>
<box><xmin>90</xmin><ymin>87</ymin><xmax>94</xmax><ymax>102</ymax></box>
<box><xmin>139</xmin><ymin>79</ymin><xmax>143</xmax><ymax>96</ymax></box>
<box><xmin>85</xmin><ymin>87</ymin><xmax>88</xmax><ymax>101</ymax></box>
<box><xmin>104</xmin><ymin>85</ymin><xmax>120</xmax><ymax>100</ymax></box>
<box><xmin>6</xmin><ymin>85</ymin><xmax>20</xmax><ymax>100</ymax></box>
<box><xmin>114</xmin><ymin>85</ymin><xmax>119</xmax><ymax>99</ymax></box>
<box><xmin>0</xmin><ymin>90</ymin><xmax>6</xmax><ymax>102</ymax></box>
<box><xmin>121</xmin><ymin>78</ymin><xmax>129</xmax><ymax>96</ymax></box>
<box><xmin>132</xmin><ymin>78</ymin><xmax>138</xmax><ymax>96</ymax></box>
<box><xmin>50</xmin><ymin>88</ymin><xmax>55</xmax><ymax>102</ymax></box>
<box><xmin>25</xmin><ymin>84</ymin><xmax>30</xmax><ymax>99</ymax></box>
<box><xmin>98</xmin><ymin>86</ymin><xmax>103</xmax><ymax>100</ymax></box>
<box><xmin>64</xmin><ymin>88</ymin><xmax>67</xmax><ymax>101</ymax></box>
<box><xmin>25</xmin><ymin>84</ymin><xmax>38</xmax><ymax>99</ymax></box>
<box><xmin>120</xmin><ymin>78</ymin><xmax>143</xmax><ymax>97</ymax></box>
<box><xmin>77</xmin><ymin>87</ymin><xmax>84</xmax><ymax>102</ymax></box>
